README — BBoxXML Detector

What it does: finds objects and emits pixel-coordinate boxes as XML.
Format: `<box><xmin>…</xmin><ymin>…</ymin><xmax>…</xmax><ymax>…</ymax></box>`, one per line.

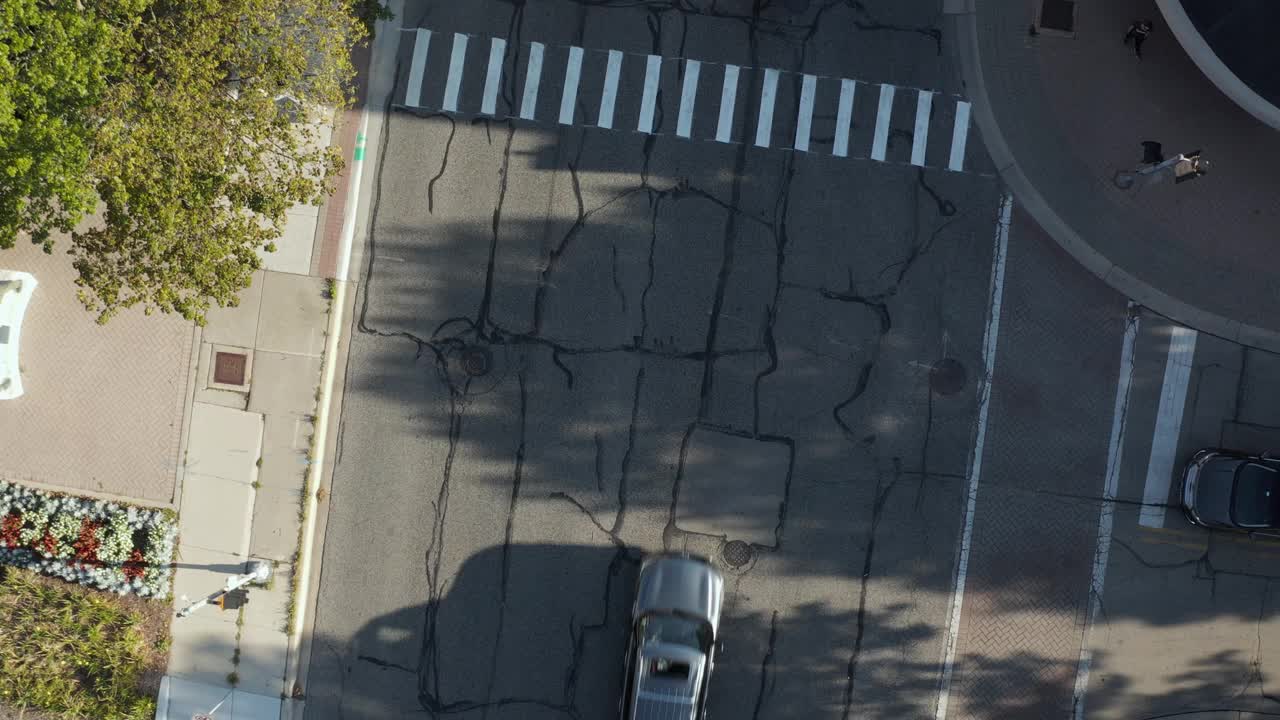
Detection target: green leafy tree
<box><xmin>0</xmin><ymin>0</ymin><xmax>373</xmax><ymax>323</ymax></box>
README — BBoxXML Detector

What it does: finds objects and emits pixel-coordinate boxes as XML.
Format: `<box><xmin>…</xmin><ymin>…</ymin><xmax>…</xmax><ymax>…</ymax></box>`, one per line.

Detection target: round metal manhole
<box><xmin>929</xmin><ymin>358</ymin><xmax>967</xmax><ymax>396</ymax></box>
<box><xmin>460</xmin><ymin>346</ymin><xmax>493</xmax><ymax>377</ymax></box>
<box><xmin>721</xmin><ymin>540</ymin><xmax>754</xmax><ymax>569</ymax></box>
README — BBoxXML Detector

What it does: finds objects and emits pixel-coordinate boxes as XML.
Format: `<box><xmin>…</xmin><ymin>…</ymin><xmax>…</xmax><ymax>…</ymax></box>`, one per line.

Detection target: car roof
<box><xmin>632</xmin><ymin>644</ymin><xmax>704</xmax><ymax>720</ymax></box>
<box><xmin>635</xmin><ymin>555</ymin><xmax>724</xmax><ymax>630</ymax></box>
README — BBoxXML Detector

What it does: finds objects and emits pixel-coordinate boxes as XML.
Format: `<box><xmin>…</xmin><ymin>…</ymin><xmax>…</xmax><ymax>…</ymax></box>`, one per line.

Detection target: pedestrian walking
<box><xmin>1123</xmin><ymin>20</ymin><xmax>1153</xmax><ymax>59</ymax></box>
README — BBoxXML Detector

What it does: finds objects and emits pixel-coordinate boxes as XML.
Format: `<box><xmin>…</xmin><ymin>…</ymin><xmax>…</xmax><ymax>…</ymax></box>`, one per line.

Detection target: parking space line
<box><xmin>481</xmin><ymin>38</ymin><xmax>506</xmax><ymax>116</ymax></box>
<box><xmin>833</xmin><ymin>79</ymin><xmax>856</xmax><ymax>158</ymax></box>
<box><xmin>405</xmin><ymin>29</ymin><xmax>431</xmax><ymax>108</ymax></box>
<box><xmin>794</xmin><ymin>74</ymin><xmax>817</xmax><ymax>152</ymax></box>
<box><xmin>715</xmin><ymin>65</ymin><xmax>740</xmax><ymax>143</ymax></box>
<box><xmin>1138</xmin><ymin>327</ymin><xmax>1198</xmax><ymax>528</ymax></box>
<box><xmin>638</xmin><ymin>54</ymin><xmax>662</xmax><ymax>133</ymax></box>
<box><xmin>519</xmin><ymin>42</ymin><xmax>545</xmax><ymax>121</ymax></box>
<box><xmin>949</xmin><ymin>100</ymin><xmax>971</xmax><ymax>172</ymax></box>
<box><xmin>935</xmin><ymin>192</ymin><xmax>1013</xmax><ymax>720</ymax></box>
<box><xmin>597</xmin><ymin>50</ymin><xmax>623</xmax><ymax>129</ymax></box>
<box><xmin>755</xmin><ymin>68</ymin><xmax>779</xmax><ymax>148</ymax></box>
<box><xmin>559</xmin><ymin>46</ymin><xmax>584</xmax><ymax>125</ymax></box>
<box><xmin>442</xmin><ymin>33</ymin><xmax>469</xmax><ymax>112</ymax></box>
<box><xmin>910</xmin><ymin>90</ymin><xmax>932</xmax><ymax>166</ymax></box>
<box><xmin>677</xmin><ymin>60</ymin><xmax>701</xmax><ymax>138</ymax></box>
<box><xmin>1071</xmin><ymin>304</ymin><xmax>1140</xmax><ymax>720</ymax></box>
<box><xmin>870</xmin><ymin>84</ymin><xmax>895</xmax><ymax>161</ymax></box>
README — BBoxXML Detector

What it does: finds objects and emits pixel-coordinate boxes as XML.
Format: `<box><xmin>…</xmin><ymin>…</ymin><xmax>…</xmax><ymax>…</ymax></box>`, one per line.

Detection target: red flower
<box><xmin>73</xmin><ymin>518</ymin><xmax>101</xmax><ymax>565</ymax></box>
<box><xmin>38</xmin><ymin>530</ymin><xmax>58</xmax><ymax>558</ymax></box>
<box><xmin>0</xmin><ymin>513</ymin><xmax>21</xmax><ymax>548</ymax></box>
<box><xmin>123</xmin><ymin>548</ymin><xmax>146</xmax><ymax>581</ymax></box>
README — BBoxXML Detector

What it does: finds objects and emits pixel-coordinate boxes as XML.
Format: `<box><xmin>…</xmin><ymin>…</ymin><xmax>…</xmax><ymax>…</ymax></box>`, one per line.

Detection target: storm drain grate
<box><xmin>1039</xmin><ymin>0</ymin><xmax>1076</xmax><ymax>33</ymax></box>
<box><xmin>929</xmin><ymin>358</ymin><xmax>967</xmax><ymax>396</ymax></box>
<box><xmin>460</xmin><ymin>346</ymin><xmax>493</xmax><ymax>377</ymax></box>
<box><xmin>214</xmin><ymin>351</ymin><xmax>248</xmax><ymax>386</ymax></box>
<box><xmin>722</xmin><ymin>540</ymin><xmax>754</xmax><ymax>568</ymax></box>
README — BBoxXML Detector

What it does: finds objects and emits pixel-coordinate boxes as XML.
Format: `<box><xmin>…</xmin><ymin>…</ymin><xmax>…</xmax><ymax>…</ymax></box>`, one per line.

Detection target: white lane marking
<box><xmin>755</xmin><ymin>68</ymin><xmax>780</xmax><ymax>148</ymax></box>
<box><xmin>677</xmin><ymin>60</ymin><xmax>701</xmax><ymax>138</ymax></box>
<box><xmin>598</xmin><ymin>50</ymin><xmax>623</xmax><ymax>129</ymax></box>
<box><xmin>715</xmin><ymin>64</ymin><xmax>740</xmax><ymax>143</ymax></box>
<box><xmin>1072</xmin><ymin>303</ymin><xmax>1140</xmax><ymax>720</ymax></box>
<box><xmin>935</xmin><ymin>192</ymin><xmax>1012</xmax><ymax>720</ymax></box>
<box><xmin>870</xmin><ymin>84</ymin><xmax>896</xmax><ymax>161</ymax></box>
<box><xmin>638</xmin><ymin>54</ymin><xmax>662</xmax><ymax>133</ymax></box>
<box><xmin>949</xmin><ymin>100</ymin><xmax>972</xmax><ymax>172</ymax></box>
<box><xmin>559</xmin><ymin>45</ymin><xmax>584</xmax><ymax>125</ymax></box>
<box><xmin>405</xmin><ymin>29</ymin><xmax>431</xmax><ymax>108</ymax></box>
<box><xmin>833</xmin><ymin>78</ymin><xmax>856</xmax><ymax>158</ymax></box>
<box><xmin>911</xmin><ymin>90</ymin><xmax>933</xmax><ymax>167</ymax></box>
<box><xmin>481</xmin><ymin>38</ymin><xmax>506</xmax><ymax>116</ymax></box>
<box><xmin>443</xmin><ymin>33</ymin><xmax>469</xmax><ymax>112</ymax></box>
<box><xmin>1139</xmin><ymin>326</ymin><xmax>1198</xmax><ymax>528</ymax></box>
<box><xmin>519</xmin><ymin>42</ymin><xmax>545</xmax><ymax>121</ymax></box>
<box><xmin>794</xmin><ymin>73</ymin><xmax>817</xmax><ymax>152</ymax></box>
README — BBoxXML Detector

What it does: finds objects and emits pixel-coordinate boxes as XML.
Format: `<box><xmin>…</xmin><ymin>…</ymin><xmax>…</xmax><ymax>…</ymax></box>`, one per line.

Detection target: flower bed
<box><xmin>0</xmin><ymin>480</ymin><xmax>177</xmax><ymax>597</ymax></box>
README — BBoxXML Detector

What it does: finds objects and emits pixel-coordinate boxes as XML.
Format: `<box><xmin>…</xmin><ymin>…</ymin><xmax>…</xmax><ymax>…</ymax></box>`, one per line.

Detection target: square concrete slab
<box><xmin>201</xmin><ymin>270</ymin><xmax>265</xmax><ymax>350</ymax></box>
<box><xmin>230</xmin><ymin>689</ymin><xmax>284</xmax><ymax>720</ymax></box>
<box><xmin>185</xmin><ymin>402</ymin><xmax>263</xmax><ymax>485</ymax></box>
<box><xmin>180</xmin><ymin>475</ymin><xmax>256</xmax><ymax>556</ymax></box>
<box><xmin>243</xmin><ymin>562</ymin><xmax>293</xmax><ymax>633</ymax></box>
<box><xmin>168</xmin><ymin>615</ymin><xmax>238</xmax><ymax>686</ymax></box>
<box><xmin>158</xmin><ymin>676</ymin><xmax>234</xmax><ymax>720</ymax></box>
<box><xmin>249</xmin><ymin>485</ymin><xmax>303</xmax><ymax>561</ymax></box>
<box><xmin>247</xmin><ymin>352</ymin><xmax>322</xmax><ymax>417</ymax></box>
<box><xmin>172</xmin><ymin>545</ymin><xmax>251</xmax><ymax>623</ymax></box>
<box><xmin>674</xmin><ymin>426</ymin><xmax>793</xmax><ymax>547</ymax></box>
<box><xmin>254</xmin><ymin>271</ymin><xmax>328</xmax><ymax>357</ymax></box>
<box><xmin>258</xmin><ymin>414</ymin><xmax>312</xmax><ymax>490</ymax></box>
<box><xmin>258</xmin><ymin>210</ymin><xmax>317</xmax><ymax>276</ymax></box>
<box><xmin>235</xmin><ymin>628</ymin><xmax>290</xmax><ymax>696</ymax></box>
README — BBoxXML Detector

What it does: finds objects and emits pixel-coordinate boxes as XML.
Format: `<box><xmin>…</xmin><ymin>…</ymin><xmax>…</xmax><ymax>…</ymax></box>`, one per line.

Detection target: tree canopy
<box><xmin>0</xmin><ymin>0</ymin><xmax>374</xmax><ymax>323</ymax></box>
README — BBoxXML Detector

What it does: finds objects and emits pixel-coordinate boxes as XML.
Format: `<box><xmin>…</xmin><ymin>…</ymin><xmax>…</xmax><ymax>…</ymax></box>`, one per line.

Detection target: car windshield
<box><xmin>1232</xmin><ymin>463</ymin><xmax>1280</xmax><ymax>527</ymax></box>
<box><xmin>641</xmin><ymin>614</ymin><xmax>711</xmax><ymax>653</ymax></box>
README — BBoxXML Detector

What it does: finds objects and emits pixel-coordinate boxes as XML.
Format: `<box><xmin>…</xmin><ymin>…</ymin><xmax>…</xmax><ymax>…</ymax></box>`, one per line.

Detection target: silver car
<box><xmin>620</xmin><ymin>554</ymin><xmax>725</xmax><ymax>720</ymax></box>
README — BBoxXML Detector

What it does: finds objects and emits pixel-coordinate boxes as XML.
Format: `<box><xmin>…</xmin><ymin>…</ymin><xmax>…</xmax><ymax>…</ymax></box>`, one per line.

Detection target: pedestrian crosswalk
<box><xmin>396</xmin><ymin>27</ymin><xmax>976</xmax><ymax>173</ymax></box>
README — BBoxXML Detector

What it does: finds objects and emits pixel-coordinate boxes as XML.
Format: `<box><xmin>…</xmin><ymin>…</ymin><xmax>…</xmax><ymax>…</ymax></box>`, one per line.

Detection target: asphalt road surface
<box><xmin>303</xmin><ymin>2</ymin><xmax>1280</xmax><ymax>719</ymax></box>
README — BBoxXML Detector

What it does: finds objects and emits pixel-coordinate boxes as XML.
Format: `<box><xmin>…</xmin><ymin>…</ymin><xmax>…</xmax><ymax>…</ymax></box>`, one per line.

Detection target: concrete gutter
<box><xmin>1155</xmin><ymin>0</ymin><xmax>1280</xmax><ymax>132</ymax></box>
<box><xmin>940</xmin><ymin>0</ymin><xmax>1280</xmax><ymax>354</ymax></box>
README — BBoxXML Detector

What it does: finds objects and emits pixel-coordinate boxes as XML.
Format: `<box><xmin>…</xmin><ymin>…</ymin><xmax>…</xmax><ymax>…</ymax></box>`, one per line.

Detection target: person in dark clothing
<box><xmin>1124</xmin><ymin>20</ymin><xmax>1153</xmax><ymax>59</ymax></box>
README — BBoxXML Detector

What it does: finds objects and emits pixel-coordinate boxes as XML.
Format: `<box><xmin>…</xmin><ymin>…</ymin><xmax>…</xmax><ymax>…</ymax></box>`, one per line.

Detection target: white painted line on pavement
<box><xmin>405</xmin><ymin>28</ymin><xmax>431</xmax><ymax>108</ymax></box>
<box><xmin>559</xmin><ymin>45</ymin><xmax>584</xmax><ymax>125</ymax></box>
<box><xmin>794</xmin><ymin>73</ymin><xmax>817</xmax><ymax>152</ymax></box>
<box><xmin>481</xmin><ymin>38</ymin><xmax>506</xmax><ymax>116</ymax></box>
<box><xmin>519</xmin><ymin>41</ymin><xmax>544</xmax><ymax>121</ymax></box>
<box><xmin>949</xmin><ymin>100</ymin><xmax>971</xmax><ymax>172</ymax></box>
<box><xmin>911</xmin><ymin>89</ymin><xmax>933</xmax><ymax>166</ymax></box>
<box><xmin>716</xmin><ymin>64</ymin><xmax>740</xmax><ymax>143</ymax></box>
<box><xmin>870</xmin><ymin>84</ymin><xmax>895</xmax><ymax>161</ymax></box>
<box><xmin>638</xmin><ymin>54</ymin><xmax>662</xmax><ymax>133</ymax></box>
<box><xmin>677</xmin><ymin>59</ymin><xmax>701</xmax><ymax>138</ymax></box>
<box><xmin>755</xmin><ymin>68</ymin><xmax>780</xmax><ymax>148</ymax></box>
<box><xmin>1139</xmin><ymin>326</ymin><xmax>1198</xmax><ymax>528</ymax></box>
<box><xmin>1072</xmin><ymin>303</ymin><xmax>1140</xmax><ymax>720</ymax></box>
<box><xmin>935</xmin><ymin>192</ymin><xmax>1012</xmax><ymax>720</ymax></box>
<box><xmin>833</xmin><ymin>78</ymin><xmax>856</xmax><ymax>158</ymax></box>
<box><xmin>598</xmin><ymin>50</ymin><xmax>623</xmax><ymax>129</ymax></box>
<box><xmin>442</xmin><ymin>33</ymin><xmax>468</xmax><ymax>112</ymax></box>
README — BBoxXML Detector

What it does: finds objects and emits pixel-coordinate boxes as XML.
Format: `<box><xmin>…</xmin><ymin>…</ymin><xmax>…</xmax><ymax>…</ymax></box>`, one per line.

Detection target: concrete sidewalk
<box><xmin>944</xmin><ymin>0</ymin><xmax>1280</xmax><ymax>352</ymax></box>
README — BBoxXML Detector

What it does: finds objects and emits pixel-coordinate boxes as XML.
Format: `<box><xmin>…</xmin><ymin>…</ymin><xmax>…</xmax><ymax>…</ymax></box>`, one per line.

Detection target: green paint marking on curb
<box><xmin>353</xmin><ymin>132</ymin><xmax>367</xmax><ymax>162</ymax></box>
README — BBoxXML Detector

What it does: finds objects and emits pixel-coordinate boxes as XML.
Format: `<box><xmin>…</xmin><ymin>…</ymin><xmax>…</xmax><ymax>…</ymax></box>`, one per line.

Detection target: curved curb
<box><xmin>1155</xmin><ymin>0</ymin><xmax>1280</xmax><ymax>133</ymax></box>
<box><xmin>941</xmin><ymin>1</ymin><xmax>1280</xmax><ymax>355</ymax></box>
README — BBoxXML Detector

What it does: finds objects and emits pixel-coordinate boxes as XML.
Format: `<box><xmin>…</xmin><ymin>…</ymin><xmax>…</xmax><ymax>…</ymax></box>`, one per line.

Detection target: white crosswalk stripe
<box><xmin>399</xmin><ymin>26</ymin><xmax>978</xmax><ymax>173</ymax></box>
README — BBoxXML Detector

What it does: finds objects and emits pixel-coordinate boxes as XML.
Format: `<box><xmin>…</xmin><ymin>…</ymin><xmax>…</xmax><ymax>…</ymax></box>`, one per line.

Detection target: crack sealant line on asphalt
<box><xmin>934</xmin><ymin>191</ymin><xmax>1012</xmax><ymax>720</ymax></box>
<box><xmin>1071</xmin><ymin>302</ymin><xmax>1141</xmax><ymax>720</ymax></box>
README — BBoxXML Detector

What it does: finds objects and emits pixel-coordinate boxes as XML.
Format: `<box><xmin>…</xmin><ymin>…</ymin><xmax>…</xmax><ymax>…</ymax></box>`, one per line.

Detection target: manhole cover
<box><xmin>722</xmin><ymin>540</ymin><xmax>754</xmax><ymax>568</ymax></box>
<box><xmin>214</xmin><ymin>351</ymin><xmax>248</xmax><ymax>386</ymax></box>
<box><xmin>460</xmin><ymin>346</ymin><xmax>492</xmax><ymax>377</ymax></box>
<box><xmin>929</xmin><ymin>358</ymin><xmax>967</xmax><ymax>396</ymax></box>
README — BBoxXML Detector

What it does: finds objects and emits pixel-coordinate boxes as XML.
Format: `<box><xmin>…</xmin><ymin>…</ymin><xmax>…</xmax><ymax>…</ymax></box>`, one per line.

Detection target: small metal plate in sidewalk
<box><xmin>214</xmin><ymin>351</ymin><xmax>247</xmax><ymax>386</ymax></box>
<box><xmin>1034</xmin><ymin>0</ymin><xmax>1077</xmax><ymax>38</ymax></box>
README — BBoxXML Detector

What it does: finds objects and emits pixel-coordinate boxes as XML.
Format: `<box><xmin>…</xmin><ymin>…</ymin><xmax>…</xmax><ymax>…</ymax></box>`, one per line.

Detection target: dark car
<box><xmin>619</xmin><ymin>553</ymin><xmax>724</xmax><ymax>720</ymax></box>
<box><xmin>1181</xmin><ymin>449</ymin><xmax>1280</xmax><ymax>531</ymax></box>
